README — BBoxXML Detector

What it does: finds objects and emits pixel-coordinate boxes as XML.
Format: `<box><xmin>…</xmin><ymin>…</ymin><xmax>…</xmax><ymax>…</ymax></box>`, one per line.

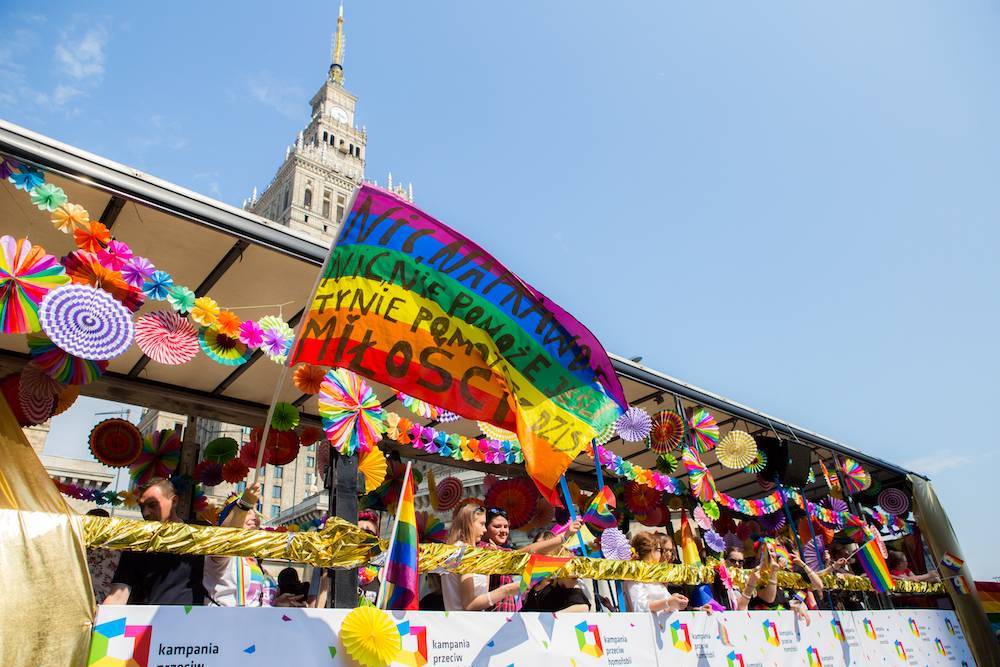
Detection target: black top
<box><xmin>111</xmin><ymin>551</ymin><xmax>206</xmax><ymax>605</ymax></box>
<box><xmin>521</xmin><ymin>583</ymin><xmax>590</xmax><ymax>613</ymax></box>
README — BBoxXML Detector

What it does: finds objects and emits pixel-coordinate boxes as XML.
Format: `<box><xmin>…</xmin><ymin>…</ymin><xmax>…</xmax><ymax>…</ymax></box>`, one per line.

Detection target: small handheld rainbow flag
<box><xmin>379</xmin><ymin>462</ymin><xmax>419</xmax><ymax>610</ymax></box>
<box><xmin>678</xmin><ymin>509</ymin><xmax>702</xmax><ymax>566</ymax></box>
<box><xmin>939</xmin><ymin>551</ymin><xmax>965</xmax><ymax>572</ymax></box>
<box><xmin>583</xmin><ymin>485</ymin><xmax>617</xmax><ymax>529</ymax></box>
<box><xmin>948</xmin><ymin>575</ymin><xmax>971</xmax><ymax>595</ymax></box>
<box><xmin>856</xmin><ymin>538</ymin><xmax>893</xmax><ymax>593</ymax></box>
<box><xmin>520</xmin><ymin>554</ymin><xmax>572</xmax><ymax>594</ymax></box>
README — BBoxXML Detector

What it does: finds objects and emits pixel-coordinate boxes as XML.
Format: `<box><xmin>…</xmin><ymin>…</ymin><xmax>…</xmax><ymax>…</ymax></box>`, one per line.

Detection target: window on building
<box><xmin>282</xmin><ymin>187</ymin><xmax>290</xmax><ymax>210</ymax></box>
<box><xmin>271</xmin><ymin>504</ymin><xmax>280</xmax><ymax>517</ymax></box>
<box><xmin>304</xmin><ymin>188</ymin><xmax>312</xmax><ymax>210</ymax></box>
<box><xmin>305</xmin><ymin>473</ymin><xmax>313</xmax><ymax>487</ymax></box>
<box><xmin>323</xmin><ymin>131</ymin><xmax>328</xmax><ymax>142</ymax></box>
<box><xmin>329</xmin><ymin>134</ymin><xmax>335</xmax><ymax>146</ymax></box>
<box><xmin>273</xmin><ymin>467</ymin><xmax>283</xmax><ymax>479</ymax></box>
<box><xmin>305</xmin><ymin>214</ymin><xmax>309</xmax><ymax>223</ymax></box>
<box><xmin>258</xmin><ymin>467</ymin><xmax>266</xmax><ymax>478</ymax></box>
<box><xmin>306</xmin><ymin>444</ymin><xmax>316</xmax><ymax>452</ymax></box>
<box><xmin>272</xmin><ymin>486</ymin><xmax>282</xmax><ymax>499</ymax></box>
<box><xmin>322</xmin><ymin>191</ymin><xmax>331</xmax><ymax>218</ymax></box>
<box><xmin>306</xmin><ymin>456</ymin><xmax>315</xmax><ymax>468</ymax></box>
<box><xmin>336</xmin><ymin>194</ymin><xmax>346</xmax><ymax>223</ymax></box>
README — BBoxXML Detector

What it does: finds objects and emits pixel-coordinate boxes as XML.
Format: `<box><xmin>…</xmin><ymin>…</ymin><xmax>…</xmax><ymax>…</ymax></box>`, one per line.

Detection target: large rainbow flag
<box><xmin>974</xmin><ymin>581</ymin><xmax>1000</xmax><ymax>635</ymax></box>
<box><xmin>382</xmin><ymin>464</ymin><xmax>419</xmax><ymax>610</ymax></box>
<box><xmin>290</xmin><ymin>185</ymin><xmax>627</xmax><ymax>502</ymax></box>
<box><xmin>856</xmin><ymin>538</ymin><xmax>893</xmax><ymax>593</ymax></box>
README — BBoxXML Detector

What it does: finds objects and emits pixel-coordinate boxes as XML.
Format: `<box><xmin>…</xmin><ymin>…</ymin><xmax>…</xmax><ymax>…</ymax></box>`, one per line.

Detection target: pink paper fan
<box><xmin>239</xmin><ymin>319</ymin><xmax>264</xmax><ymax>349</ymax></box>
<box><xmin>693</xmin><ymin>504</ymin><xmax>713</xmax><ymax>531</ymax></box>
<box><xmin>135</xmin><ymin>310</ymin><xmax>199</xmax><ymax>365</ymax></box>
<box><xmin>98</xmin><ymin>240</ymin><xmax>133</xmax><ymax>272</ymax></box>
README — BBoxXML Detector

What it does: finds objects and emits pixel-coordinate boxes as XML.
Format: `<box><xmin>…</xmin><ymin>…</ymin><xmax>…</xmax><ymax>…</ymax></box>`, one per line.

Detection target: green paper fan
<box><xmin>272</xmin><ymin>402</ymin><xmax>300</xmax><ymax>432</ymax></box>
<box><xmin>203</xmin><ymin>436</ymin><xmax>239</xmax><ymax>463</ymax></box>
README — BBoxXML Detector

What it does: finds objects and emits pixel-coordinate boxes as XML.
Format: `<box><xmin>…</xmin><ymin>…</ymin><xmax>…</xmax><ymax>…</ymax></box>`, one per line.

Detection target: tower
<box><xmin>249</xmin><ymin>1</ymin><xmax>367</xmax><ymax>245</ymax></box>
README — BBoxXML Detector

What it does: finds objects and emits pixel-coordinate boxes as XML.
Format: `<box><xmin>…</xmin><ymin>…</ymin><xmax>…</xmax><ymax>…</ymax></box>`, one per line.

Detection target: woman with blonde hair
<box><xmin>624</xmin><ymin>531</ymin><xmax>689</xmax><ymax>613</ymax></box>
<box><xmin>441</xmin><ymin>504</ymin><xmax>521</xmax><ymax>611</ymax></box>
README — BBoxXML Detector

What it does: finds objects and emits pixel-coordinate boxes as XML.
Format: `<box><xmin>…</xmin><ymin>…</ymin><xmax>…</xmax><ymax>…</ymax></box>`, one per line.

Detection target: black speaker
<box><xmin>754</xmin><ymin>435</ymin><xmax>812</xmax><ymax>488</ymax></box>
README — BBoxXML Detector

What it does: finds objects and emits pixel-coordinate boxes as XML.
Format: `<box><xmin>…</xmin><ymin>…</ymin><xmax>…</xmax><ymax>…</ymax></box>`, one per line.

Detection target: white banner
<box><xmin>89</xmin><ymin>606</ymin><xmax>974</xmax><ymax>667</ymax></box>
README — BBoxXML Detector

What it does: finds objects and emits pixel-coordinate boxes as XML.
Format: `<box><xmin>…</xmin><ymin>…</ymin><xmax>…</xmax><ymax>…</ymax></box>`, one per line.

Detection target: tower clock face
<box><xmin>330</xmin><ymin>106</ymin><xmax>349</xmax><ymax>123</ymax></box>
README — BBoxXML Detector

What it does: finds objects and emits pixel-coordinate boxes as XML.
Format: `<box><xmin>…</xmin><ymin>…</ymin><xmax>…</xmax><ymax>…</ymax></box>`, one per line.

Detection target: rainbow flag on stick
<box><xmin>520</xmin><ymin>554</ymin><xmax>572</xmax><ymax>594</ymax></box>
<box><xmin>583</xmin><ymin>485</ymin><xmax>617</xmax><ymax>529</ymax></box>
<box><xmin>939</xmin><ymin>551</ymin><xmax>964</xmax><ymax>572</ymax></box>
<box><xmin>948</xmin><ymin>575</ymin><xmax>971</xmax><ymax>596</ymax></box>
<box><xmin>856</xmin><ymin>538</ymin><xmax>894</xmax><ymax>593</ymax></box>
<box><xmin>379</xmin><ymin>462</ymin><xmax>419</xmax><ymax>610</ymax></box>
<box><xmin>289</xmin><ymin>185</ymin><xmax>627</xmax><ymax>504</ymax></box>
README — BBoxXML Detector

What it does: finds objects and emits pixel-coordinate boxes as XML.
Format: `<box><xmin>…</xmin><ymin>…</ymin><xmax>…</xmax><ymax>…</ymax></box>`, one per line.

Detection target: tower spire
<box><xmin>329</xmin><ymin>1</ymin><xmax>346</xmax><ymax>85</ymax></box>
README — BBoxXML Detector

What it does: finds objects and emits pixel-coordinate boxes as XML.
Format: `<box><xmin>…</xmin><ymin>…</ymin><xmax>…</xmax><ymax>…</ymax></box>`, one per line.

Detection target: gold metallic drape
<box><xmin>0</xmin><ymin>397</ymin><xmax>93</xmax><ymax>667</ymax></box>
<box><xmin>910</xmin><ymin>474</ymin><xmax>1000</xmax><ymax>667</ymax></box>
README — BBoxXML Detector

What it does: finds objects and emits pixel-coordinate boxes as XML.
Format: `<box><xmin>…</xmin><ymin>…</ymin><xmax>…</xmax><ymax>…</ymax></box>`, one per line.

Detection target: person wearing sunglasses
<box><xmin>623</xmin><ymin>531</ymin><xmax>688</xmax><ymax>613</ymax></box>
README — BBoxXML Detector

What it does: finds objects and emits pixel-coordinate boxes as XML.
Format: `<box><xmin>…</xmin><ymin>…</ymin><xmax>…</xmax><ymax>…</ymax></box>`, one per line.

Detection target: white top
<box><xmin>624</xmin><ymin>580</ymin><xmax>672</xmax><ymax>613</ymax></box>
<box><xmin>203</xmin><ymin>556</ymin><xmax>275</xmax><ymax>607</ymax></box>
<box><xmin>441</xmin><ymin>542</ymin><xmax>488</xmax><ymax>611</ymax></box>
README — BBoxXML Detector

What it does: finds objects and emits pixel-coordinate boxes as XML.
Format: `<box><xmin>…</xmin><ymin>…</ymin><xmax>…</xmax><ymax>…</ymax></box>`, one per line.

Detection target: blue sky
<box><xmin>3</xmin><ymin>2</ymin><xmax>998</xmax><ymax>579</ymax></box>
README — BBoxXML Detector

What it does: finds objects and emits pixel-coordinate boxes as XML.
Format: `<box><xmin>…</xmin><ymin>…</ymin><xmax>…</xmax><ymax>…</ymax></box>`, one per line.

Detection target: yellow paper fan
<box><xmin>358</xmin><ymin>448</ymin><xmax>388</xmax><ymax>494</ymax></box>
<box><xmin>339</xmin><ymin>605</ymin><xmax>401</xmax><ymax>667</ymax></box>
<box><xmin>716</xmin><ymin>430</ymin><xmax>757</xmax><ymax>470</ymax></box>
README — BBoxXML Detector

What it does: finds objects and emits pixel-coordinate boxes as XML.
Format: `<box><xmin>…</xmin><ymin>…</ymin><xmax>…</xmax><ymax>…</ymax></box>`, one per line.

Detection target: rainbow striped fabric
<box><xmin>975</xmin><ymin>581</ymin><xmax>1000</xmax><ymax>635</ymax></box>
<box><xmin>939</xmin><ymin>551</ymin><xmax>964</xmax><ymax>571</ymax></box>
<box><xmin>678</xmin><ymin>509</ymin><xmax>702</xmax><ymax>566</ymax></box>
<box><xmin>583</xmin><ymin>485</ymin><xmax>617</xmax><ymax>529</ymax></box>
<box><xmin>289</xmin><ymin>185</ymin><xmax>627</xmax><ymax>503</ymax></box>
<box><xmin>520</xmin><ymin>554</ymin><xmax>572</xmax><ymax>594</ymax></box>
<box><xmin>383</xmin><ymin>465</ymin><xmax>419</xmax><ymax>610</ymax></box>
<box><xmin>856</xmin><ymin>538</ymin><xmax>894</xmax><ymax>593</ymax></box>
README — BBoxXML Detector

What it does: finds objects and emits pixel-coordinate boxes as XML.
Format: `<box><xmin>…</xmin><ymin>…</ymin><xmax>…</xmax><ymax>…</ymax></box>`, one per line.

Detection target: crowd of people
<box><xmin>87</xmin><ymin>478</ymin><xmax>942</xmax><ymax>617</ymax></box>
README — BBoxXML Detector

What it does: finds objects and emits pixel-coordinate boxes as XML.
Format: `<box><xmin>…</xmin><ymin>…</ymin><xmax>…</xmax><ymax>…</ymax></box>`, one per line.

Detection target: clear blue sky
<box><xmin>3</xmin><ymin>2</ymin><xmax>998</xmax><ymax>580</ymax></box>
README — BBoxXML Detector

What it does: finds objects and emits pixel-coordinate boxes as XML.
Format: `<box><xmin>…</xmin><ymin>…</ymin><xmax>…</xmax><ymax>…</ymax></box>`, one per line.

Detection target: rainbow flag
<box><xmin>856</xmin><ymin>538</ymin><xmax>893</xmax><ymax>593</ymax></box>
<box><xmin>939</xmin><ymin>551</ymin><xmax>964</xmax><ymax>571</ymax></box>
<box><xmin>520</xmin><ymin>554</ymin><xmax>572</xmax><ymax>594</ymax></box>
<box><xmin>948</xmin><ymin>575</ymin><xmax>971</xmax><ymax>596</ymax></box>
<box><xmin>289</xmin><ymin>185</ymin><xmax>626</xmax><ymax>503</ymax></box>
<box><xmin>678</xmin><ymin>509</ymin><xmax>702</xmax><ymax>566</ymax></box>
<box><xmin>583</xmin><ymin>485</ymin><xmax>617</xmax><ymax>529</ymax></box>
<box><xmin>975</xmin><ymin>581</ymin><xmax>1000</xmax><ymax>635</ymax></box>
<box><xmin>382</xmin><ymin>463</ymin><xmax>419</xmax><ymax>610</ymax></box>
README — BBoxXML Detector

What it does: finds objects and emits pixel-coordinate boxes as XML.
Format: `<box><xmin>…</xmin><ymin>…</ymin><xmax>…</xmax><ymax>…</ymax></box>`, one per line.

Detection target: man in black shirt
<box><xmin>104</xmin><ymin>479</ymin><xmax>206</xmax><ymax>605</ymax></box>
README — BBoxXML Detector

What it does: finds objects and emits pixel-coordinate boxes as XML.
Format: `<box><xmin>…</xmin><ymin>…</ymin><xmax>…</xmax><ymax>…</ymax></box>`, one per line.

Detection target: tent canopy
<box><xmin>0</xmin><ymin>120</ymin><xmax>922</xmax><ymax>501</ymax></box>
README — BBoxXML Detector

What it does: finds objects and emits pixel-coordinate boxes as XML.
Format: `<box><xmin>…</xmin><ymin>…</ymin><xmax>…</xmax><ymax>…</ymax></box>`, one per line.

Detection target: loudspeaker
<box><xmin>753</xmin><ymin>435</ymin><xmax>813</xmax><ymax>488</ymax></box>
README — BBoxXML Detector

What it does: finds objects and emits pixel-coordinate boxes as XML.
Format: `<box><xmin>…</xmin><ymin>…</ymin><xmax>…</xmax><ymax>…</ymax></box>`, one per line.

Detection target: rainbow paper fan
<box><xmin>318</xmin><ymin>368</ymin><xmax>385</xmax><ymax>456</ymax></box>
<box><xmin>716</xmin><ymin>429</ymin><xmax>757</xmax><ymax>469</ymax></box>
<box><xmin>743</xmin><ymin>450</ymin><xmax>768</xmax><ymax>474</ymax></box>
<box><xmin>358</xmin><ymin>448</ymin><xmax>388</xmax><ymax>493</ymax></box>
<box><xmin>477</xmin><ymin>420</ymin><xmax>517</xmax><ymax>442</ymax></box>
<box><xmin>415</xmin><ymin>510</ymin><xmax>447</xmax><ymax>543</ymax></box>
<box><xmin>293</xmin><ymin>363</ymin><xmax>327</xmax><ymax>394</ymax></box>
<box><xmin>688</xmin><ymin>409</ymin><xmax>720</xmax><ymax>452</ymax></box>
<box><xmin>649</xmin><ymin>410</ymin><xmax>685</xmax><ymax>453</ymax></box>
<box><xmin>615</xmin><ymin>406</ymin><xmax>652</xmax><ymax>442</ymax></box>
<box><xmin>682</xmin><ymin>446</ymin><xmax>717</xmax><ymax>502</ymax></box>
<box><xmin>484</xmin><ymin>477</ymin><xmax>539</xmax><ymax>530</ymax></box>
<box><xmin>397</xmin><ymin>392</ymin><xmax>459</xmax><ymax>422</ymax></box>
<box><xmin>39</xmin><ymin>283</ymin><xmax>134</xmax><ymax>361</ymax></box>
<box><xmin>88</xmin><ymin>418</ymin><xmax>143</xmax><ymax>468</ymax></box>
<box><xmin>203</xmin><ymin>437</ymin><xmax>239</xmax><ymax>464</ymax></box>
<box><xmin>433</xmin><ymin>476</ymin><xmax>464</xmax><ymax>512</ymax></box>
<box><xmin>26</xmin><ymin>333</ymin><xmax>107</xmax><ymax>385</ymax></box>
<box><xmin>840</xmin><ymin>457</ymin><xmax>871</xmax><ymax>494</ymax></box>
<box><xmin>62</xmin><ymin>250</ymin><xmax>144</xmax><ymax>312</ymax></box>
<box><xmin>130</xmin><ymin>429</ymin><xmax>182</xmax><ymax>485</ymax></box>
<box><xmin>0</xmin><ymin>236</ymin><xmax>70</xmax><ymax>334</ymax></box>
<box><xmin>339</xmin><ymin>606</ymin><xmax>401</xmax><ymax>667</ymax></box>
<box><xmin>135</xmin><ymin>310</ymin><xmax>199</xmax><ymax>365</ymax></box>
<box><xmin>198</xmin><ymin>327</ymin><xmax>252</xmax><ymax>366</ymax></box>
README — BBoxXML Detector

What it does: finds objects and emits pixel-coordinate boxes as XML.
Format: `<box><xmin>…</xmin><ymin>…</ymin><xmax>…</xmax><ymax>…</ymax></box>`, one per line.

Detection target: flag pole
<box><xmin>250</xmin><ymin>185</ymin><xmax>362</xmax><ymax>489</ymax></box>
<box><xmin>559</xmin><ymin>476</ymin><xmax>590</xmax><ymax>557</ymax></box>
<box><xmin>376</xmin><ymin>460</ymin><xmax>413</xmax><ymax>609</ymax></box>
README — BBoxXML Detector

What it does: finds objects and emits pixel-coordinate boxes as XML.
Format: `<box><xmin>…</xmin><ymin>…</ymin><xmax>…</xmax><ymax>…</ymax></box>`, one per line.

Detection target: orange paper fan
<box><xmin>293</xmin><ymin>363</ymin><xmax>327</xmax><ymax>394</ymax></box>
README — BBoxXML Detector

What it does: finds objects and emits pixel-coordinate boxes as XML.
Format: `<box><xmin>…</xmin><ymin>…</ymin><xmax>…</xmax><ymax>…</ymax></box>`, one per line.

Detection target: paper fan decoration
<box><xmin>484</xmin><ymin>477</ymin><xmax>539</xmax><ymax>529</ymax></box>
<box><xmin>358</xmin><ymin>448</ymin><xmax>388</xmax><ymax>493</ymax></box>
<box><xmin>135</xmin><ymin>310</ymin><xmax>199</xmax><ymax>365</ymax></box>
<box><xmin>624</xmin><ymin>480</ymin><xmax>661</xmax><ymax>515</ymax></box>
<box><xmin>167</xmin><ymin>285</ymin><xmax>196</xmax><ymax>314</ymax></box>
<box><xmin>600</xmin><ymin>527</ymin><xmax>632</xmax><ymax>560</ymax></box>
<box><xmin>73</xmin><ymin>221</ymin><xmax>110</xmax><ymax>253</ymax></box>
<box><xmin>121</xmin><ymin>256</ymin><xmax>154</xmax><ymax>288</ymax></box>
<box><xmin>704</xmin><ymin>529</ymin><xmax>726</xmax><ymax>554</ymax></box>
<box><xmin>397</xmin><ymin>392</ymin><xmax>459</xmax><ymax>422</ymax></box>
<box><xmin>415</xmin><ymin>511</ymin><xmax>447</xmax><ymax>543</ymax></box>
<box><xmin>759</xmin><ymin>511</ymin><xmax>786</xmax><ymax>535</ymax></box>
<box><xmin>214</xmin><ymin>310</ymin><xmax>241</xmax><ymax>337</ymax></box>
<box><xmin>39</xmin><ymin>284</ymin><xmax>134</xmax><ymax>360</ymax></box>
<box><xmin>51</xmin><ymin>203</ymin><xmax>89</xmax><ymax>233</ymax></box>
<box><xmin>221</xmin><ymin>458</ymin><xmax>249</xmax><ymax>484</ymax></box>
<box><xmin>249</xmin><ymin>426</ymin><xmax>301</xmax><ymax>466</ymax></box>
<box><xmin>477</xmin><ymin>420</ymin><xmax>517</xmax><ymax>442</ymax></box>
<box><xmin>97</xmin><ymin>240</ymin><xmax>133</xmax><ymax>272</ymax></box>
<box><xmin>806</xmin><ymin>468</ymin><xmax>816</xmax><ymax>485</ymax></box>
<box><xmin>20</xmin><ymin>362</ymin><xmax>61</xmax><ymax>403</ymax></box>
<box><xmin>655</xmin><ymin>453</ymin><xmax>678</xmax><ymax>475</ymax></box>
<box><xmin>271</xmin><ymin>402</ymin><xmax>300</xmax><ymax>431</ymax></box>
<box><xmin>0</xmin><ymin>236</ymin><xmax>70</xmax><ymax>334</ymax></box>
<box><xmin>878</xmin><ymin>488</ymin><xmax>910</xmax><ymax>516</ymax></box>
<box><xmin>62</xmin><ymin>250</ymin><xmax>144</xmax><ymax>312</ymax></box>
<box><xmin>840</xmin><ymin>457</ymin><xmax>871</xmax><ymax>494</ymax></box>
<box><xmin>434</xmin><ymin>476</ymin><xmax>464</xmax><ymax>512</ymax></box>
<box><xmin>203</xmin><ymin>437</ymin><xmax>239</xmax><ymax>463</ymax></box>
<box><xmin>190</xmin><ymin>296</ymin><xmax>219</xmax><ymax>326</ymax></box>
<box><xmin>318</xmin><ymin>368</ymin><xmax>385</xmax><ymax>456</ymax></box>
<box><xmin>716</xmin><ymin>430</ymin><xmax>757</xmax><ymax>470</ymax></box>
<box><xmin>615</xmin><ymin>406</ymin><xmax>652</xmax><ymax>442</ymax></box>
<box><xmin>702</xmin><ymin>500</ymin><xmax>720</xmax><ymax>520</ymax></box>
<box><xmin>688</xmin><ymin>409</ymin><xmax>720</xmax><ymax>452</ymax></box>
<box><xmin>130</xmin><ymin>429</ymin><xmax>182</xmax><ymax>485</ymax></box>
<box><xmin>198</xmin><ymin>327</ymin><xmax>252</xmax><ymax>366</ymax></box>
<box><xmin>593</xmin><ymin>420</ymin><xmax>617</xmax><ymax>446</ymax></box>
<box><xmin>693</xmin><ymin>504</ymin><xmax>713</xmax><ymax>531</ymax></box>
<box><xmin>339</xmin><ymin>605</ymin><xmax>401</xmax><ymax>667</ymax></box>
<box><xmin>194</xmin><ymin>461</ymin><xmax>224</xmax><ymax>487</ymax></box>
<box><xmin>298</xmin><ymin>425</ymin><xmax>323</xmax><ymax>446</ymax></box>
<box><xmin>53</xmin><ymin>384</ymin><xmax>80</xmax><ymax>415</ymax></box>
<box><xmin>15</xmin><ymin>374</ymin><xmax>54</xmax><ymax>425</ymax></box>
<box><xmin>293</xmin><ymin>363</ymin><xmax>327</xmax><ymax>394</ymax></box>
<box><xmin>238</xmin><ymin>319</ymin><xmax>263</xmax><ymax>348</ymax></box>
<box><xmin>88</xmin><ymin>418</ymin><xmax>143</xmax><ymax>468</ymax></box>
<box><xmin>649</xmin><ymin>410</ymin><xmax>685</xmax><ymax>453</ymax></box>
<box><xmin>26</xmin><ymin>333</ymin><xmax>107</xmax><ymax>384</ymax></box>
<box><xmin>682</xmin><ymin>446</ymin><xmax>717</xmax><ymax>502</ymax></box>
<box><xmin>802</xmin><ymin>536</ymin><xmax>826</xmax><ymax>571</ymax></box>
<box><xmin>239</xmin><ymin>440</ymin><xmax>263</xmax><ymax>469</ymax></box>
<box><xmin>743</xmin><ymin>450</ymin><xmax>768</xmax><ymax>474</ymax></box>
<box><xmin>258</xmin><ymin>315</ymin><xmax>293</xmax><ymax>363</ymax></box>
